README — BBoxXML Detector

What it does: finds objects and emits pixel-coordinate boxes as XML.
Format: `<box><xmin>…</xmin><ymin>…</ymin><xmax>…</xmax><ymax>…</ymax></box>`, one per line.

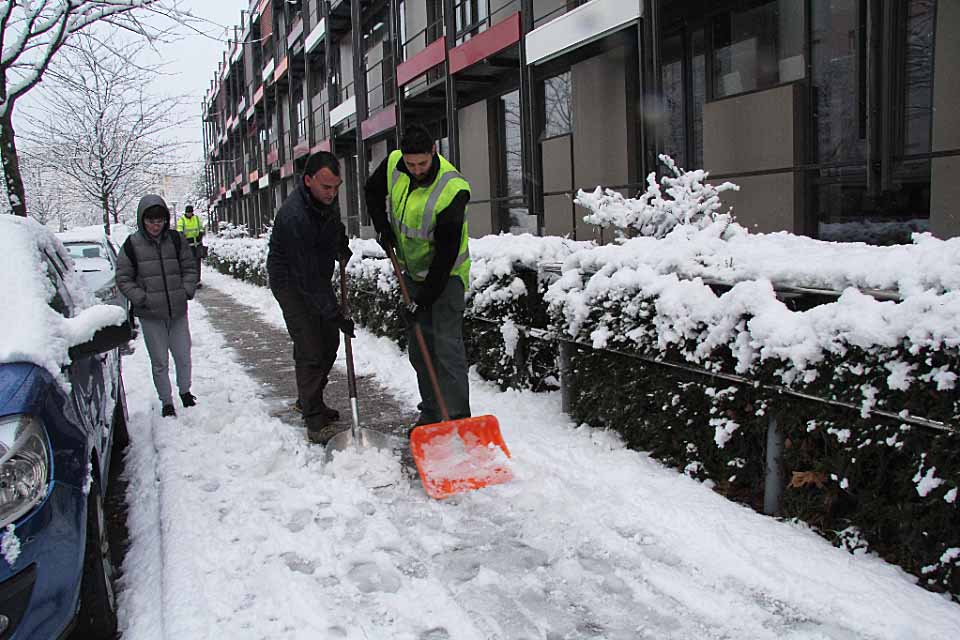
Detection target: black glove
<box><xmin>335</xmin><ymin>314</ymin><xmax>356</xmax><ymax>338</ymax></box>
<box><xmin>338</xmin><ymin>238</ymin><xmax>353</xmax><ymax>262</ymax></box>
<box><xmin>402</xmin><ymin>300</ymin><xmax>424</xmax><ymax>325</ymax></box>
<box><xmin>377</xmin><ymin>227</ymin><xmax>397</xmax><ymax>254</ymax></box>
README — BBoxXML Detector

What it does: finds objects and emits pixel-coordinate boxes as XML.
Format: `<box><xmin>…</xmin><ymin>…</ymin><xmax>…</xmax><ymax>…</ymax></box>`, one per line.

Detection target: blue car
<box><xmin>0</xmin><ymin>217</ymin><xmax>130</xmax><ymax>639</ymax></box>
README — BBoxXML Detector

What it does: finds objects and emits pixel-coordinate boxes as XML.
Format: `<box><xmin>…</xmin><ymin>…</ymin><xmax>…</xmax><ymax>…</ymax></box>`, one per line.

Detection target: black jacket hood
<box><xmin>137</xmin><ymin>194</ymin><xmax>171</xmax><ymax>233</ymax></box>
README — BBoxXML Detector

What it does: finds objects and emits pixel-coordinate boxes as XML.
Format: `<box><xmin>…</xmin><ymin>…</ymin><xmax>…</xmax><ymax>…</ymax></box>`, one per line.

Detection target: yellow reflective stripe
<box><xmin>420</xmin><ymin>171</ymin><xmax>465</xmax><ymax>235</ymax></box>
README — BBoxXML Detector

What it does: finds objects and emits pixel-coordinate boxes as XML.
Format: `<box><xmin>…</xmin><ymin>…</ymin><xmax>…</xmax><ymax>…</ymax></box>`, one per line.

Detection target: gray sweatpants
<box><xmin>139</xmin><ymin>313</ymin><xmax>192</xmax><ymax>405</ymax></box>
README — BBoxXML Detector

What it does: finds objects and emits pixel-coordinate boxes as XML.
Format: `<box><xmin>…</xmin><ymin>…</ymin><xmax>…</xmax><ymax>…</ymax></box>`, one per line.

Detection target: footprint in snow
<box><xmin>200</xmin><ymin>480</ymin><xmax>220</xmax><ymax>493</ymax></box>
<box><xmin>419</xmin><ymin>628</ymin><xmax>450</xmax><ymax>640</ymax></box>
<box><xmin>286</xmin><ymin>509</ymin><xmax>312</xmax><ymax>533</ymax></box>
<box><xmin>347</xmin><ymin>562</ymin><xmax>402</xmax><ymax>593</ymax></box>
<box><xmin>281</xmin><ymin>552</ymin><xmax>316</xmax><ymax>575</ymax></box>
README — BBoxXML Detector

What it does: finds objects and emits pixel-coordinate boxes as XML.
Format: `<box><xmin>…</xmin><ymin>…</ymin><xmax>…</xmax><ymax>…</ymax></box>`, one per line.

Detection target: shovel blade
<box><xmin>324</xmin><ymin>427</ymin><xmax>404</xmax><ymax>463</ymax></box>
<box><xmin>409</xmin><ymin>415</ymin><xmax>512</xmax><ymax>499</ymax></box>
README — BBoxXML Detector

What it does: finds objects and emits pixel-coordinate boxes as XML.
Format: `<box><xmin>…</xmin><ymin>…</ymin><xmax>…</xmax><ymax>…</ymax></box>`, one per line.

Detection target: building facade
<box><xmin>202</xmin><ymin>0</ymin><xmax>959</xmax><ymax>244</ymax></box>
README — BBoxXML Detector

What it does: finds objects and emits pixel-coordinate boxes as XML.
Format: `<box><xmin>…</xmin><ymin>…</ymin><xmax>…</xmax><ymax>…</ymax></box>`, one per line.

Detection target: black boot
<box><xmin>306</xmin><ymin>414</ymin><xmax>341</xmax><ymax>445</ymax></box>
<box><xmin>161</xmin><ymin>404</ymin><xmax>176</xmax><ymax>418</ymax></box>
<box><xmin>318</xmin><ymin>398</ymin><xmax>340</xmax><ymax>422</ymax></box>
<box><xmin>180</xmin><ymin>392</ymin><xmax>197</xmax><ymax>408</ymax></box>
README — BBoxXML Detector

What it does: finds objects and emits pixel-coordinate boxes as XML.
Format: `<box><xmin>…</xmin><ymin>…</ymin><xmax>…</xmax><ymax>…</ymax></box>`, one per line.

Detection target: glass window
<box><xmin>499</xmin><ymin>90</ymin><xmax>532</xmax><ymax>234</ymax></box>
<box><xmin>662</xmin><ymin>34</ymin><xmax>686</xmax><ymax>167</ymax></box>
<box><xmin>64</xmin><ymin>242</ymin><xmax>103</xmax><ymax>260</ymax></box>
<box><xmin>712</xmin><ymin>0</ymin><xmax>805</xmax><ymax>99</ymax></box>
<box><xmin>903</xmin><ymin>0</ymin><xmax>935</xmax><ymax>157</ymax></box>
<box><xmin>811</xmin><ymin>0</ymin><xmax>865</xmax><ymax>163</ymax></box>
<box><xmin>542</xmin><ymin>72</ymin><xmax>572</xmax><ymax>139</ymax></box>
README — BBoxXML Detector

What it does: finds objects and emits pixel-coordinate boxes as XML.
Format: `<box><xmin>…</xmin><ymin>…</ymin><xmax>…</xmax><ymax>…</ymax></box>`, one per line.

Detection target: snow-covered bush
<box><xmin>575</xmin><ymin>155</ymin><xmax>741</xmax><ymax>240</ymax></box>
<box><xmin>206</xmin><ymin>232</ymin><xmax>269</xmax><ymax>287</ymax></box>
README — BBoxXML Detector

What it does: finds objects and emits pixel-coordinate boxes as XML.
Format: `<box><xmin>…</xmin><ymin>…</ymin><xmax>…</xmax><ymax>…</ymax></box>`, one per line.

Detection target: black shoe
<box><xmin>180</xmin><ymin>392</ymin><xmax>196</xmax><ymax>408</ymax></box>
<box><xmin>196</xmin><ymin>282</ymin><xmax>203</xmax><ymax>289</ymax></box>
<box><xmin>161</xmin><ymin>404</ymin><xmax>176</xmax><ymax>418</ymax></box>
<box><xmin>305</xmin><ymin>414</ymin><xmax>335</xmax><ymax>445</ymax></box>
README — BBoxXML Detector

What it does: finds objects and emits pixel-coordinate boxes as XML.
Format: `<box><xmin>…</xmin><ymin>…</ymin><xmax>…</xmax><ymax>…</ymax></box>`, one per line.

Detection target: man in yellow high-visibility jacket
<box><xmin>176</xmin><ymin>205</ymin><xmax>205</xmax><ymax>287</ymax></box>
<box><xmin>364</xmin><ymin>123</ymin><xmax>472</xmax><ymax>429</ymax></box>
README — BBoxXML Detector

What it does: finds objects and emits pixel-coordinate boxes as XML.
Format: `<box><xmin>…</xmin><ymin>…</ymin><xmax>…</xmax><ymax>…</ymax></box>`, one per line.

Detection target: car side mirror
<box><xmin>68</xmin><ymin>321</ymin><xmax>132</xmax><ymax>360</ymax></box>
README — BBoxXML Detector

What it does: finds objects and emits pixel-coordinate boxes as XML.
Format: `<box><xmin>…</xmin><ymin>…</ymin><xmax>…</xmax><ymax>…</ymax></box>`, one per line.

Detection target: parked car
<box><xmin>0</xmin><ymin>216</ymin><xmax>130</xmax><ymax>639</ymax></box>
<box><xmin>57</xmin><ymin>226</ymin><xmax>129</xmax><ymax>317</ymax></box>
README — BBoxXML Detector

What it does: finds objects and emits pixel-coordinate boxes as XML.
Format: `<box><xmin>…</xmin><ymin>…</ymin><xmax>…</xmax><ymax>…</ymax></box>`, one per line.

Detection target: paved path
<box><xmin>196</xmin><ymin>285</ymin><xmax>417</xmax><ymax>440</ymax></box>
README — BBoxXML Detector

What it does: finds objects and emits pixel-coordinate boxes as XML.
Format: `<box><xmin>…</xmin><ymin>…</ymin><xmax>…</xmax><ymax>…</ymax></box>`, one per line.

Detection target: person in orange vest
<box><xmin>176</xmin><ymin>205</ymin><xmax>205</xmax><ymax>287</ymax></box>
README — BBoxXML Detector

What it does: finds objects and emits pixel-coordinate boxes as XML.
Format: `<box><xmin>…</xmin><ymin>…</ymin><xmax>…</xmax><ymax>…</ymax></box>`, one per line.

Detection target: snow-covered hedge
<box><xmin>207</xmin><ymin>228</ymin><xmax>269</xmax><ymax>287</ymax></box>
<box><xmin>208</xmin><ymin>218</ymin><xmax>960</xmax><ymax>598</ymax></box>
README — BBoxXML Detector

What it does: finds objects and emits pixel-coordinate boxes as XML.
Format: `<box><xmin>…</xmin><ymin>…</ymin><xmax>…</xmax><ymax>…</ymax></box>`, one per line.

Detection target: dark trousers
<box><xmin>272</xmin><ymin>288</ymin><xmax>340</xmax><ymax>419</ymax></box>
<box><xmin>189</xmin><ymin>243</ymin><xmax>203</xmax><ymax>282</ymax></box>
<box><xmin>403</xmin><ymin>275</ymin><xmax>470</xmax><ymax>423</ymax></box>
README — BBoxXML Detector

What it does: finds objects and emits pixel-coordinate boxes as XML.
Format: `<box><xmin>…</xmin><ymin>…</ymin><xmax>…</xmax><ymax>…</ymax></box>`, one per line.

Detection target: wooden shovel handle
<box><xmin>385</xmin><ymin>245</ymin><xmax>451</xmax><ymax>422</ymax></box>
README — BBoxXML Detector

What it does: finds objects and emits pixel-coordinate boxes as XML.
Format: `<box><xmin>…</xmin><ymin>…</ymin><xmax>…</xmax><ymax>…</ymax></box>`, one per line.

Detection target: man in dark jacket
<box><xmin>364</xmin><ymin>123</ymin><xmax>472</xmax><ymax>430</ymax></box>
<box><xmin>116</xmin><ymin>194</ymin><xmax>198</xmax><ymax>417</ymax></box>
<box><xmin>267</xmin><ymin>151</ymin><xmax>354</xmax><ymax>445</ymax></box>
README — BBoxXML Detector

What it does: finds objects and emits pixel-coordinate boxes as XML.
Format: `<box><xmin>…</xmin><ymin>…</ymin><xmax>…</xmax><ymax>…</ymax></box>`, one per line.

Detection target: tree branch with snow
<box><xmin>575</xmin><ymin>155</ymin><xmax>741</xmax><ymax>240</ymax></box>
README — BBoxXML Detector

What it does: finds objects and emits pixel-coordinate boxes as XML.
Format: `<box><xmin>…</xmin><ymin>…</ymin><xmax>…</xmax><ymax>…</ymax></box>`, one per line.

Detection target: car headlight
<box><xmin>0</xmin><ymin>416</ymin><xmax>50</xmax><ymax>528</ymax></box>
<box><xmin>95</xmin><ymin>284</ymin><xmax>119</xmax><ymax>302</ymax></box>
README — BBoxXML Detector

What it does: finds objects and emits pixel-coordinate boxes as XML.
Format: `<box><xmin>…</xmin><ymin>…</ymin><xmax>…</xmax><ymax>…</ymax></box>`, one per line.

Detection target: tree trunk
<box><xmin>0</xmin><ymin>111</ymin><xmax>28</xmax><ymax>216</ymax></box>
<box><xmin>100</xmin><ymin>193</ymin><xmax>111</xmax><ymax>236</ymax></box>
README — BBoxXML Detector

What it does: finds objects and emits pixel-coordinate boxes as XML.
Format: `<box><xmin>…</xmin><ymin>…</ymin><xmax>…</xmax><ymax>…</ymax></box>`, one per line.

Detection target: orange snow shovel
<box><xmin>385</xmin><ymin>245</ymin><xmax>512</xmax><ymax>499</ymax></box>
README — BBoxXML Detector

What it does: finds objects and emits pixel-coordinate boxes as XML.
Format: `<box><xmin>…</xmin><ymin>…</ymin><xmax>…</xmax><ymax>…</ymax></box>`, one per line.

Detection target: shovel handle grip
<box><xmin>385</xmin><ymin>245</ymin><xmax>451</xmax><ymax>422</ymax></box>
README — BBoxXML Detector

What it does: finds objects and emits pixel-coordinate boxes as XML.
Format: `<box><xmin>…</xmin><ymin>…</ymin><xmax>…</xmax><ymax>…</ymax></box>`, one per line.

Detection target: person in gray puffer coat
<box><xmin>116</xmin><ymin>194</ymin><xmax>198</xmax><ymax>418</ymax></box>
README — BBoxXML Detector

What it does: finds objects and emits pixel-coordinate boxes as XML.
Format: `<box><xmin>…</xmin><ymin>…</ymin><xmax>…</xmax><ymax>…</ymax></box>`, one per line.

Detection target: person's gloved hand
<box><xmin>377</xmin><ymin>227</ymin><xmax>397</xmax><ymax>254</ymax></box>
<box><xmin>338</xmin><ymin>238</ymin><xmax>353</xmax><ymax>262</ymax></box>
<box><xmin>335</xmin><ymin>314</ymin><xmax>356</xmax><ymax>338</ymax></box>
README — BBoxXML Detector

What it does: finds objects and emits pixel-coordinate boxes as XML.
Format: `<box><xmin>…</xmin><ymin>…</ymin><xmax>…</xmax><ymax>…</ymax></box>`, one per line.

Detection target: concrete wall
<box><xmin>931</xmin><ymin>0</ymin><xmax>960</xmax><ymax>239</ymax></box>
<box><xmin>340</xmin><ymin>32</ymin><xmax>354</xmax><ymax>87</ymax></box>
<box><xmin>572</xmin><ymin>46</ymin><xmax>630</xmax><ymax>243</ymax></box>
<box><xmin>703</xmin><ymin>83</ymin><xmax>801</xmax><ymax>234</ymax></box>
<box><xmin>458</xmin><ymin>99</ymin><xmax>494</xmax><ymax>237</ymax></box>
<box><xmin>542</xmin><ymin>134</ymin><xmax>573</xmax><ymax>236</ymax></box>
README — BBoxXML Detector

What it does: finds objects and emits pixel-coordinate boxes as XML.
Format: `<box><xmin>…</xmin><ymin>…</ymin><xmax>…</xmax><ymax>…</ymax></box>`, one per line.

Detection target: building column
<box><xmin>351</xmin><ymin>0</ymin><xmax>370</xmax><ymax>221</ymax></box>
<box><xmin>442</xmin><ymin>0</ymin><xmax>459</xmax><ymax>165</ymax></box>
<box><xmin>519</xmin><ymin>0</ymin><xmax>542</xmax><ymax>234</ymax></box>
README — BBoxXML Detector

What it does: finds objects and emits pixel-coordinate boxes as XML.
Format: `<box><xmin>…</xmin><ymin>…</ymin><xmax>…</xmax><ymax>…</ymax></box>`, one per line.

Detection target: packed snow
<box><xmin>115</xmin><ymin>269</ymin><xmax>960</xmax><ymax>639</ymax></box>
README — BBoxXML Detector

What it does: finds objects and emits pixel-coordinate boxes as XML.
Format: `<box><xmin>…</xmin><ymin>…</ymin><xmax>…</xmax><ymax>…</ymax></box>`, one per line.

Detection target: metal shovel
<box><xmin>323</xmin><ymin>260</ymin><xmax>400</xmax><ymax>462</ymax></box>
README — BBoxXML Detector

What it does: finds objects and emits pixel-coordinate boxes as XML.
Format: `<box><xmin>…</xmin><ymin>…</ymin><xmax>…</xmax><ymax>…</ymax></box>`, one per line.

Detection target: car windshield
<box><xmin>64</xmin><ymin>242</ymin><xmax>103</xmax><ymax>259</ymax></box>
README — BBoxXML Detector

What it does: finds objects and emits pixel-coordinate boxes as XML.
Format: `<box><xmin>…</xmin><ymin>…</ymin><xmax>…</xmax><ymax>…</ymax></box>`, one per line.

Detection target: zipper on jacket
<box><xmin>396</xmin><ymin>184</ymin><xmax>412</xmax><ymax>265</ymax></box>
<box><xmin>156</xmin><ymin>233</ymin><xmax>174</xmax><ymax>318</ymax></box>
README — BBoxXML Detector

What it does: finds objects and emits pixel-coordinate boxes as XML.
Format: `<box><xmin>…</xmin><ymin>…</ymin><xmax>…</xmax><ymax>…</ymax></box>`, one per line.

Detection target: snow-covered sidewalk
<box><xmin>116</xmin><ymin>270</ymin><xmax>960</xmax><ymax>640</ymax></box>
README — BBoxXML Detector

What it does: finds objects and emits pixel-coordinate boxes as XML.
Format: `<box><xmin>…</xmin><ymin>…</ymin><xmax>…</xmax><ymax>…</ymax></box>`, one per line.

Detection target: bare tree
<box><xmin>0</xmin><ymin>0</ymin><xmax>184</xmax><ymax>217</ymax></box>
<box><xmin>25</xmin><ymin>32</ymin><xmax>188</xmax><ymax>234</ymax></box>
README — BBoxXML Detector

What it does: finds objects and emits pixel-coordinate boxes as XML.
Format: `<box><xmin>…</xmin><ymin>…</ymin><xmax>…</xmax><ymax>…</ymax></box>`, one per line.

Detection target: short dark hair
<box><xmin>143</xmin><ymin>205</ymin><xmax>167</xmax><ymax>221</ymax></box>
<box><xmin>400</xmin><ymin>123</ymin><xmax>434</xmax><ymax>155</ymax></box>
<box><xmin>185</xmin><ymin>205</ymin><xmax>194</xmax><ymax>213</ymax></box>
<box><xmin>303</xmin><ymin>151</ymin><xmax>340</xmax><ymax>178</ymax></box>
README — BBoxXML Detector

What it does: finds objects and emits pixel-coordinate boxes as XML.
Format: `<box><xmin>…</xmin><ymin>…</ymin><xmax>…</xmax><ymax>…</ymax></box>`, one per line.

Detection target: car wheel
<box><xmin>75</xmin><ymin>480</ymin><xmax>118</xmax><ymax>639</ymax></box>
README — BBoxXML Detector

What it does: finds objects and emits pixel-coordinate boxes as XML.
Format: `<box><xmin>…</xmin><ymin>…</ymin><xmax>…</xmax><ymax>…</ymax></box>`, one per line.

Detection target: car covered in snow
<box><xmin>0</xmin><ymin>216</ymin><xmax>130</xmax><ymax>639</ymax></box>
<box><xmin>57</xmin><ymin>226</ymin><xmax>129</xmax><ymax>318</ymax></box>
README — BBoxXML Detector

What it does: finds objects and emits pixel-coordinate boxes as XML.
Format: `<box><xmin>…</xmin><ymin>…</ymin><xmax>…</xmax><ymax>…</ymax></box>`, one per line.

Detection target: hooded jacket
<box><xmin>266</xmin><ymin>180</ymin><xmax>350</xmax><ymax>320</ymax></box>
<box><xmin>116</xmin><ymin>194</ymin><xmax>198</xmax><ymax>320</ymax></box>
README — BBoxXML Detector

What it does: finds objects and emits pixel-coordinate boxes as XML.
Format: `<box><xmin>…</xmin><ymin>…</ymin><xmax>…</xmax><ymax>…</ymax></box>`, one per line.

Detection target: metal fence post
<box><xmin>763</xmin><ymin>413</ymin><xmax>783</xmax><ymax>515</ymax></box>
<box><xmin>559</xmin><ymin>340</ymin><xmax>572</xmax><ymax>415</ymax></box>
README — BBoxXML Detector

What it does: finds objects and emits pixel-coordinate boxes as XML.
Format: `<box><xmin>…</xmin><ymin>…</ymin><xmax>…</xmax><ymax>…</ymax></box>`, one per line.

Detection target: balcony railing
<box><xmin>312</xmin><ymin>101</ymin><xmax>329</xmax><ymax>143</ymax></box>
<box><xmin>453</xmin><ymin>0</ymin><xmax>519</xmax><ymax>45</ymax></box>
<box><xmin>365</xmin><ymin>57</ymin><xmax>396</xmax><ymax>114</ymax></box>
<box><xmin>533</xmin><ymin>0</ymin><xmax>590</xmax><ymax>29</ymax></box>
<box><xmin>401</xmin><ymin>16</ymin><xmax>445</xmax><ymax>62</ymax></box>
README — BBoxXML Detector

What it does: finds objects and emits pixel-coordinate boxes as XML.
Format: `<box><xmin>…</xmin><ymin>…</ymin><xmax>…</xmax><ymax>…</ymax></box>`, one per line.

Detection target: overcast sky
<box><xmin>145</xmin><ymin>0</ymin><xmax>250</xmax><ymax>168</ymax></box>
